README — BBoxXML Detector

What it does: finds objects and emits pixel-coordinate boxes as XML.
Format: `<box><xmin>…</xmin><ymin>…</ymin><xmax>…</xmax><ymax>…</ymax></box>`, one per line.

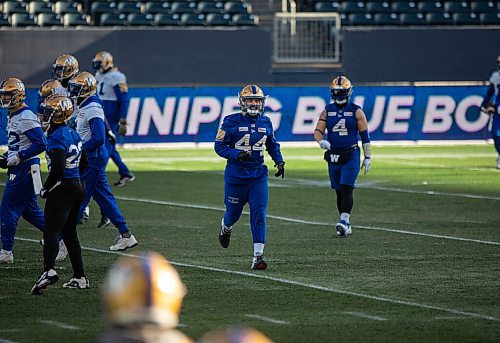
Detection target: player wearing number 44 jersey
<box><xmin>214</xmin><ymin>84</ymin><xmax>285</xmax><ymax>270</ymax></box>
<box><xmin>314</xmin><ymin>76</ymin><xmax>372</xmax><ymax>238</ymax></box>
<box><xmin>0</xmin><ymin>78</ymin><xmax>47</xmax><ymax>264</ymax></box>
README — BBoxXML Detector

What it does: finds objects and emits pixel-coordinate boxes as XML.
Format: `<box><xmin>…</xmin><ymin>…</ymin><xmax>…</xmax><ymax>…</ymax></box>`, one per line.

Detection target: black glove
<box><xmin>0</xmin><ymin>152</ymin><xmax>7</xmax><ymax>169</ymax></box>
<box><xmin>237</xmin><ymin>150</ymin><xmax>251</xmax><ymax>162</ymax></box>
<box><xmin>106</xmin><ymin>130</ymin><xmax>116</xmax><ymax>145</ymax></box>
<box><xmin>324</xmin><ymin>150</ymin><xmax>331</xmax><ymax>163</ymax></box>
<box><xmin>39</xmin><ymin>188</ymin><xmax>48</xmax><ymax>199</ymax></box>
<box><xmin>275</xmin><ymin>161</ymin><xmax>285</xmax><ymax>179</ymax></box>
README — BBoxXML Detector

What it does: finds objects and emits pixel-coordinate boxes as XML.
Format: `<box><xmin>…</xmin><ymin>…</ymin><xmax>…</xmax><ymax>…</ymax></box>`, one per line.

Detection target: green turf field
<box><xmin>0</xmin><ymin>145</ymin><xmax>499</xmax><ymax>343</ymax></box>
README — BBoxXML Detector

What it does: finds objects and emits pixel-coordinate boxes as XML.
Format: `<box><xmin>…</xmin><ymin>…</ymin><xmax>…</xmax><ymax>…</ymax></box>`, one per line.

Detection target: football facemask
<box><xmin>329</xmin><ymin>76</ymin><xmax>353</xmax><ymax>108</ymax></box>
<box><xmin>239</xmin><ymin>84</ymin><xmax>267</xmax><ymax>117</ymax></box>
<box><xmin>0</xmin><ymin>77</ymin><xmax>26</xmax><ymax>109</ymax></box>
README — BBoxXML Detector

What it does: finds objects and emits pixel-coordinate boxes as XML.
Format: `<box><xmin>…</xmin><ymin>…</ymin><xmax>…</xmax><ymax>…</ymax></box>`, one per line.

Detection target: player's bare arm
<box><xmin>356</xmin><ymin>108</ymin><xmax>371</xmax><ymax>174</ymax></box>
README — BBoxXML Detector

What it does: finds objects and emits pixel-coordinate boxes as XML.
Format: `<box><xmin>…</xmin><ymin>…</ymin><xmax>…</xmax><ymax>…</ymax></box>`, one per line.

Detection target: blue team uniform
<box><xmin>95</xmin><ymin>69</ymin><xmax>131</xmax><ymax>177</ymax></box>
<box><xmin>75</xmin><ymin>95</ymin><xmax>129</xmax><ymax>234</ymax></box>
<box><xmin>214</xmin><ymin>112</ymin><xmax>283</xmax><ymax>245</ymax></box>
<box><xmin>481</xmin><ymin>70</ymin><xmax>500</xmax><ymax>154</ymax></box>
<box><xmin>46</xmin><ymin>126</ymin><xmax>82</xmax><ymax>179</ymax></box>
<box><xmin>324</xmin><ymin>102</ymin><xmax>362</xmax><ymax>190</ymax></box>
<box><xmin>1</xmin><ymin>106</ymin><xmax>46</xmax><ymax>251</ymax></box>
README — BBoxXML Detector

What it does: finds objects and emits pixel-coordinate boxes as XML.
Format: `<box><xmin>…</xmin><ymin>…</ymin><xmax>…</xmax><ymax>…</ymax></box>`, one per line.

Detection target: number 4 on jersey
<box><xmin>332</xmin><ymin>118</ymin><xmax>348</xmax><ymax>136</ymax></box>
<box><xmin>235</xmin><ymin>134</ymin><xmax>267</xmax><ymax>152</ymax></box>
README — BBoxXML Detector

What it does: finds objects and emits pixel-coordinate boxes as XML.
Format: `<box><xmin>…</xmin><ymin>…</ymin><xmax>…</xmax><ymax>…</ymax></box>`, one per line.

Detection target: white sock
<box><xmin>253</xmin><ymin>243</ymin><xmax>265</xmax><ymax>256</ymax></box>
<box><xmin>1</xmin><ymin>249</ymin><xmax>12</xmax><ymax>255</ymax></box>
<box><xmin>340</xmin><ymin>212</ymin><xmax>350</xmax><ymax>223</ymax></box>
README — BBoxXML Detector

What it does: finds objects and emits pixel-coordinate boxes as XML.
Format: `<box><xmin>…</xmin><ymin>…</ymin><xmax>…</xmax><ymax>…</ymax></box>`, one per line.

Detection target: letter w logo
<box><xmin>330</xmin><ymin>154</ymin><xmax>340</xmax><ymax>163</ymax></box>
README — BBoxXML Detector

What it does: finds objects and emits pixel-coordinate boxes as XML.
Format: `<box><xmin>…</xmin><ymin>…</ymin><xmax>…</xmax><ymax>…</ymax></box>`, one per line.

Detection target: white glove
<box><xmin>318</xmin><ymin>140</ymin><xmax>331</xmax><ymax>150</ymax></box>
<box><xmin>362</xmin><ymin>158</ymin><xmax>371</xmax><ymax>175</ymax></box>
<box><xmin>7</xmin><ymin>153</ymin><xmax>20</xmax><ymax>167</ymax></box>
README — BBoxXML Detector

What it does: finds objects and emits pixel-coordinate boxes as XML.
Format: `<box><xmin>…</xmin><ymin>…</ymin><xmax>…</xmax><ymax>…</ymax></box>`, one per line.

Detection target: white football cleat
<box><xmin>31</xmin><ymin>269</ymin><xmax>59</xmax><ymax>295</ymax></box>
<box><xmin>335</xmin><ymin>220</ymin><xmax>352</xmax><ymax>237</ymax></box>
<box><xmin>496</xmin><ymin>156</ymin><xmax>500</xmax><ymax>169</ymax></box>
<box><xmin>55</xmin><ymin>240</ymin><xmax>68</xmax><ymax>262</ymax></box>
<box><xmin>63</xmin><ymin>277</ymin><xmax>90</xmax><ymax>289</ymax></box>
<box><xmin>0</xmin><ymin>249</ymin><xmax>13</xmax><ymax>264</ymax></box>
<box><xmin>109</xmin><ymin>234</ymin><xmax>138</xmax><ymax>251</ymax></box>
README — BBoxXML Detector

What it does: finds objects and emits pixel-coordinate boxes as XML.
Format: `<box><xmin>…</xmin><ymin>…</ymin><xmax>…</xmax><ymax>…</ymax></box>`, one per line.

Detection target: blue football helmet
<box><xmin>329</xmin><ymin>76</ymin><xmax>352</xmax><ymax>108</ymax></box>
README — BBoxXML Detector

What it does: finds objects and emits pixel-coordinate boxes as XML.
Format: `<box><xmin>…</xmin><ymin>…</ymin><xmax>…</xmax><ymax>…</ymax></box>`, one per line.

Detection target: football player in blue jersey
<box><xmin>480</xmin><ymin>55</ymin><xmax>500</xmax><ymax>169</ymax></box>
<box><xmin>31</xmin><ymin>94</ymin><xmax>89</xmax><ymax>294</ymax></box>
<box><xmin>314</xmin><ymin>76</ymin><xmax>371</xmax><ymax>238</ymax></box>
<box><xmin>214</xmin><ymin>84</ymin><xmax>285</xmax><ymax>270</ymax></box>
<box><xmin>0</xmin><ymin>78</ymin><xmax>47</xmax><ymax>264</ymax></box>
<box><xmin>92</xmin><ymin>51</ymin><xmax>135</xmax><ymax>187</ymax></box>
<box><xmin>69</xmin><ymin>71</ymin><xmax>138</xmax><ymax>251</ymax></box>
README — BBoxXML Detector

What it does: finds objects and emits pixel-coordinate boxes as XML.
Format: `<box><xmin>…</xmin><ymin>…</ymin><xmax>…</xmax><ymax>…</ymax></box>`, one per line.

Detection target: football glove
<box><xmin>362</xmin><ymin>158</ymin><xmax>371</xmax><ymax>175</ymax></box>
<box><xmin>118</xmin><ymin>118</ymin><xmax>127</xmax><ymax>136</ymax></box>
<box><xmin>237</xmin><ymin>150</ymin><xmax>251</xmax><ymax>162</ymax></box>
<box><xmin>7</xmin><ymin>153</ymin><xmax>20</xmax><ymax>167</ymax></box>
<box><xmin>275</xmin><ymin>161</ymin><xmax>285</xmax><ymax>179</ymax></box>
<box><xmin>39</xmin><ymin>188</ymin><xmax>48</xmax><ymax>199</ymax></box>
<box><xmin>318</xmin><ymin>139</ymin><xmax>331</xmax><ymax>150</ymax></box>
<box><xmin>0</xmin><ymin>152</ymin><xmax>7</xmax><ymax>169</ymax></box>
<box><xmin>480</xmin><ymin>103</ymin><xmax>495</xmax><ymax>116</ymax></box>
<box><xmin>107</xmin><ymin>130</ymin><xmax>116</xmax><ymax>145</ymax></box>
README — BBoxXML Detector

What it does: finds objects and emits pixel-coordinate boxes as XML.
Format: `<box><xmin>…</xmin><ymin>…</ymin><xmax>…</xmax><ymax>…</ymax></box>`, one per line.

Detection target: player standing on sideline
<box><xmin>92</xmin><ymin>51</ymin><xmax>135</xmax><ymax>186</ymax></box>
<box><xmin>68</xmin><ymin>71</ymin><xmax>138</xmax><ymax>251</ymax></box>
<box><xmin>31</xmin><ymin>94</ymin><xmax>89</xmax><ymax>295</ymax></box>
<box><xmin>0</xmin><ymin>78</ymin><xmax>47</xmax><ymax>264</ymax></box>
<box><xmin>95</xmin><ymin>251</ymin><xmax>192</xmax><ymax>343</ymax></box>
<box><xmin>314</xmin><ymin>76</ymin><xmax>371</xmax><ymax>238</ymax></box>
<box><xmin>214</xmin><ymin>84</ymin><xmax>285</xmax><ymax>270</ymax></box>
<box><xmin>480</xmin><ymin>55</ymin><xmax>500</xmax><ymax>169</ymax></box>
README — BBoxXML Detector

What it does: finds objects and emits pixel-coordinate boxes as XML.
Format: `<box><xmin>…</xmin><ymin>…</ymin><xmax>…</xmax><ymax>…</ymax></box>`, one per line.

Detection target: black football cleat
<box><xmin>251</xmin><ymin>255</ymin><xmax>267</xmax><ymax>270</ymax></box>
<box><xmin>219</xmin><ymin>219</ymin><xmax>232</xmax><ymax>248</ymax></box>
<box><xmin>31</xmin><ymin>269</ymin><xmax>59</xmax><ymax>295</ymax></box>
<box><xmin>97</xmin><ymin>215</ymin><xmax>111</xmax><ymax>228</ymax></box>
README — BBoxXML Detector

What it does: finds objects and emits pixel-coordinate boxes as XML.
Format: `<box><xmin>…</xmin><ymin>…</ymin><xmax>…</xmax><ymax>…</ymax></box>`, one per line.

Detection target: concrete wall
<box><xmin>0</xmin><ymin>27</ymin><xmax>498</xmax><ymax>86</ymax></box>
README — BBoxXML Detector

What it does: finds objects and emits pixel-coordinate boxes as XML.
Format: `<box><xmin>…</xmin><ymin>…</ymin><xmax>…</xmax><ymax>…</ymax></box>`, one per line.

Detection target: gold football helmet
<box><xmin>199</xmin><ymin>327</ymin><xmax>274</xmax><ymax>343</ymax></box>
<box><xmin>0</xmin><ymin>77</ymin><xmax>26</xmax><ymax>109</ymax></box>
<box><xmin>92</xmin><ymin>51</ymin><xmax>114</xmax><ymax>72</ymax></box>
<box><xmin>52</xmin><ymin>54</ymin><xmax>79</xmax><ymax>83</ymax></box>
<box><xmin>102</xmin><ymin>251</ymin><xmax>186</xmax><ymax>328</ymax></box>
<box><xmin>40</xmin><ymin>94</ymin><xmax>74</xmax><ymax>127</ymax></box>
<box><xmin>38</xmin><ymin>79</ymin><xmax>62</xmax><ymax>100</ymax></box>
<box><xmin>329</xmin><ymin>76</ymin><xmax>352</xmax><ymax>107</ymax></box>
<box><xmin>238</xmin><ymin>84</ymin><xmax>267</xmax><ymax>116</ymax></box>
<box><xmin>68</xmin><ymin>71</ymin><xmax>97</xmax><ymax>101</ymax></box>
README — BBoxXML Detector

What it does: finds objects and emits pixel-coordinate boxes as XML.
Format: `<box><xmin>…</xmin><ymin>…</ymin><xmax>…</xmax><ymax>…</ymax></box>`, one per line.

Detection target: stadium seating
<box><xmin>37</xmin><ymin>12</ymin><xmax>63</xmax><ymax>26</ymax></box>
<box><xmin>312</xmin><ymin>0</ymin><xmax>500</xmax><ymax>26</ymax></box>
<box><xmin>0</xmin><ymin>0</ymin><xmax>496</xmax><ymax>27</ymax></box>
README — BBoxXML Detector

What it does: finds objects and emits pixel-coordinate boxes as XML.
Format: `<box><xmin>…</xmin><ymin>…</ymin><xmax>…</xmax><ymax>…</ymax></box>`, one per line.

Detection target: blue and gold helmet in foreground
<box><xmin>199</xmin><ymin>327</ymin><xmax>274</xmax><ymax>343</ymax></box>
<box><xmin>0</xmin><ymin>77</ymin><xmax>26</xmax><ymax>109</ymax></box>
<box><xmin>68</xmin><ymin>71</ymin><xmax>97</xmax><ymax>100</ymax></box>
<box><xmin>92</xmin><ymin>51</ymin><xmax>114</xmax><ymax>73</ymax></box>
<box><xmin>52</xmin><ymin>54</ymin><xmax>79</xmax><ymax>83</ymax></box>
<box><xmin>238</xmin><ymin>84</ymin><xmax>267</xmax><ymax>117</ymax></box>
<box><xmin>102</xmin><ymin>251</ymin><xmax>186</xmax><ymax>328</ymax></box>
<box><xmin>329</xmin><ymin>76</ymin><xmax>352</xmax><ymax>108</ymax></box>
<box><xmin>40</xmin><ymin>94</ymin><xmax>74</xmax><ymax>127</ymax></box>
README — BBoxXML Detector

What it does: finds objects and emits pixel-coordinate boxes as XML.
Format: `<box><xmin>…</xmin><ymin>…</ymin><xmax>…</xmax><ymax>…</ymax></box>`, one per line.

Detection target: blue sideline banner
<box><xmin>0</xmin><ymin>85</ymin><xmax>491</xmax><ymax>145</ymax></box>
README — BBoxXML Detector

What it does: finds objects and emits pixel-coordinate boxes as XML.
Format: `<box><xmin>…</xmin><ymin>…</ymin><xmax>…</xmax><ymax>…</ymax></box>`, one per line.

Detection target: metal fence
<box><xmin>273</xmin><ymin>12</ymin><xmax>341</xmax><ymax>64</ymax></box>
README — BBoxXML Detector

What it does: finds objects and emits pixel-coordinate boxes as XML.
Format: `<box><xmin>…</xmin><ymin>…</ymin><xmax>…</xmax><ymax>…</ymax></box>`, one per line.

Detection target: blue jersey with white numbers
<box><xmin>325</xmin><ymin>102</ymin><xmax>361</xmax><ymax>149</ymax></box>
<box><xmin>46</xmin><ymin>125</ymin><xmax>82</xmax><ymax>179</ymax></box>
<box><xmin>214</xmin><ymin>112</ymin><xmax>283</xmax><ymax>184</ymax></box>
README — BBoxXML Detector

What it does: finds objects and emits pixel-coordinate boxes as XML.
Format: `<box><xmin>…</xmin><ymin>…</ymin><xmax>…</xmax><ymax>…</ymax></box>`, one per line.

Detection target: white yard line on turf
<box><xmin>13</xmin><ymin>237</ymin><xmax>500</xmax><ymax>322</ymax></box>
<box><xmin>0</xmin><ymin>339</ymin><xmax>19</xmax><ymax>343</ymax></box>
<box><xmin>244</xmin><ymin>314</ymin><xmax>289</xmax><ymax>325</ymax></box>
<box><xmin>114</xmin><ymin>196</ymin><xmax>500</xmax><ymax>246</ymax></box>
<box><xmin>343</xmin><ymin>311</ymin><xmax>387</xmax><ymax>321</ymax></box>
<box><xmin>39</xmin><ymin>320</ymin><xmax>80</xmax><ymax>330</ymax></box>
